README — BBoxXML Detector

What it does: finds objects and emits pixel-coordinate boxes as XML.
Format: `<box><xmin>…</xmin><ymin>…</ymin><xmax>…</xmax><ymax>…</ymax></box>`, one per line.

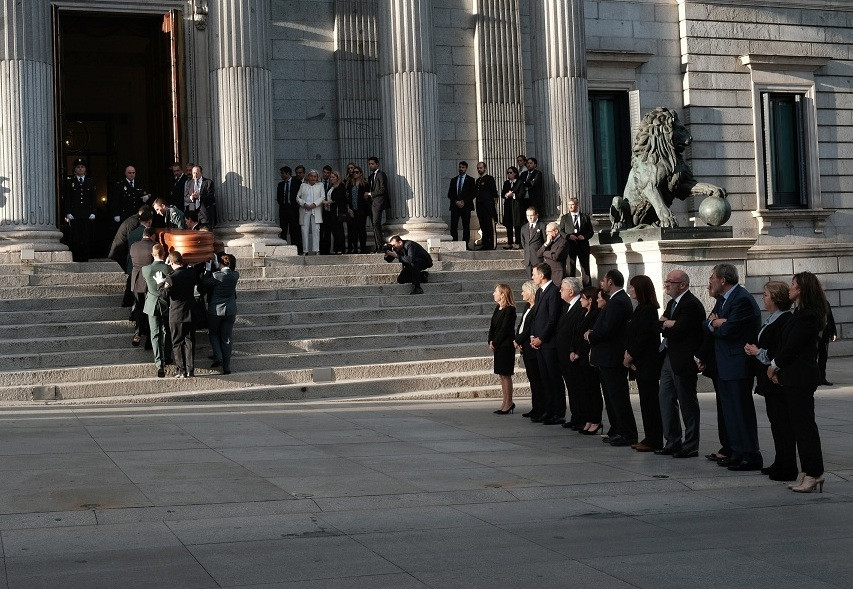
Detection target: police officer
<box><xmin>61</xmin><ymin>157</ymin><xmax>97</xmax><ymax>262</ymax></box>
<box><xmin>112</xmin><ymin>165</ymin><xmax>150</xmax><ymax>223</ymax></box>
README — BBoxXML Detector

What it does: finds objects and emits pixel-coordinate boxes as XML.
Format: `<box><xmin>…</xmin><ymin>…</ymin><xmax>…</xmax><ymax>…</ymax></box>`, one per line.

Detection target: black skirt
<box><xmin>494</xmin><ymin>345</ymin><xmax>516</xmax><ymax>376</ymax></box>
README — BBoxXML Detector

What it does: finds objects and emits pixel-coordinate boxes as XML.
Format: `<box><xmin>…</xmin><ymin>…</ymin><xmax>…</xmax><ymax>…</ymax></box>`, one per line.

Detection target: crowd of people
<box><xmin>488</xmin><ymin>264</ymin><xmax>835</xmax><ymax>494</ymax></box>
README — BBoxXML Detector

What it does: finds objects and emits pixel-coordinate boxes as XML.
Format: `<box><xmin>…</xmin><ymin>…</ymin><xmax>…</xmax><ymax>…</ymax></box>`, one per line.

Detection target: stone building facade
<box><xmin>1</xmin><ymin>0</ymin><xmax>851</xmax><ymax>349</ymax></box>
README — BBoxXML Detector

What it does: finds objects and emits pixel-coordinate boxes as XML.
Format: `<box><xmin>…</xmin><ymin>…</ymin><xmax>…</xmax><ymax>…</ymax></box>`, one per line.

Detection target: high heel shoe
<box><xmin>580</xmin><ymin>424</ymin><xmax>602</xmax><ymax>435</ymax></box>
<box><xmin>494</xmin><ymin>402</ymin><xmax>515</xmax><ymax>415</ymax></box>
<box><xmin>787</xmin><ymin>472</ymin><xmax>806</xmax><ymax>489</ymax></box>
<box><xmin>791</xmin><ymin>475</ymin><xmax>825</xmax><ymax>493</ymax></box>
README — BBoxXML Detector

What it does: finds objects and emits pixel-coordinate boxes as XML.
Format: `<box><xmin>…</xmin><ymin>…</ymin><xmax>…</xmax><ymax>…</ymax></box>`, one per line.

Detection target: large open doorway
<box><xmin>55</xmin><ymin>9</ymin><xmax>185</xmax><ymax>256</ymax></box>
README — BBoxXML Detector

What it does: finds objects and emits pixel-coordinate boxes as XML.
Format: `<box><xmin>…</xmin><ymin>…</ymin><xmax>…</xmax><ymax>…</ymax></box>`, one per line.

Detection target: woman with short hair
<box><xmin>296</xmin><ymin>170</ymin><xmax>325</xmax><ymax>254</ymax></box>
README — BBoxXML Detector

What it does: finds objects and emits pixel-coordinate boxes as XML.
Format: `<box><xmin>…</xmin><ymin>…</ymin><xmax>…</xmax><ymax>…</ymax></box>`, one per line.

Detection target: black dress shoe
<box><xmin>157</xmin><ymin>368</ymin><xmax>165</xmax><ymax>378</ymax></box>
<box><xmin>728</xmin><ymin>460</ymin><xmax>762</xmax><ymax>471</ymax></box>
<box><xmin>654</xmin><ymin>446</ymin><xmax>682</xmax><ymax>456</ymax></box>
<box><xmin>608</xmin><ymin>435</ymin><xmax>631</xmax><ymax>447</ymax></box>
<box><xmin>672</xmin><ymin>449</ymin><xmax>699</xmax><ymax>458</ymax></box>
<box><xmin>768</xmin><ymin>471</ymin><xmax>799</xmax><ymax>481</ymax></box>
<box><xmin>717</xmin><ymin>457</ymin><xmax>739</xmax><ymax>467</ymax></box>
<box><xmin>530</xmin><ymin>414</ymin><xmax>547</xmax><ymax>423</ymax></box>
<box><xmin>705</xmin><ymin>452</ymin><xmax>727</xmax><ymax>461</ymax></box>
<box><xmin>542</xmin><ymin>417</ymin><xmax>565</xmax><ymax>425</ymax></box>
<box><xmin>211</xmin><ymin>360</ymin><xmax>222</xmax><ymax>368</ymax></box>
<box><xmin>760</xmin><ymin>463</ymin><xmax>779</xmax><ymax>475</ymax></box>
<box><xmin>521</xmin><ymin>411</ymin><xmax>537</xmax><ymax>418</ymax></box>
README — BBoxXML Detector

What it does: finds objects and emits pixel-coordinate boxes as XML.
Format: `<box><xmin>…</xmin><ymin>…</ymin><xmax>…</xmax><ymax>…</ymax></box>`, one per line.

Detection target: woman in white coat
<box><xmin>296</xmin><ymin>170</ymin><xmax>325</xmax><ymax>254</ymax></box>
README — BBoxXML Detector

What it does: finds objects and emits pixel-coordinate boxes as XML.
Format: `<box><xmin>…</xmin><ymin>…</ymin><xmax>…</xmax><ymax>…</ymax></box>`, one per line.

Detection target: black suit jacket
<box><xmin>520</xmin><ymin>221</ymin><xmax>547</xmax><ymax>270</ymax></box>
<box><xmin>521</xmin><ymin>168</ymin><xmax>543</xmax><ymax>211</ymax></box>
<box><xmin>160</xmin><ymin>265</ymin><xmax>198</xmax><ymax>324</ymax></box>
<box><xmin>626</xmin><ymin>303</ymin><xmax>663</xmax><ymax>380</ymax></box>
<box><xmin>530</xmin><ymin>282</ymin><xmax>562</xmax><ymax>347</ymax></box>
<box><xmin>661</xmin><ymin>290</ymin><xmax>706</xmax><ymax>375</ymax></box>
<box><xmin>589</xmin><ymin>289</ymin><xmax>632</xmax><ymax>367</ymax></box>
<box><xmin>555</xmin><ymin>298</ymin><xmax>586</xmax><ymax>364</ymax></box>
<box><xmin>171</xmin><ymin>173</ymin><xmax>189</xmax><ymax>207</ymax></box>
<box><xmin>750</xmin><ymin>311</ymin><xmax>791</xmax><ymax>395</ymax></box>
<box><xmin>536</xmin><ymin>234</ymin><xmax>569</xmax><ymax>286</ymax></box>
<box><xmin>447</xmin><ymin>174</ymin><xmax>476</xmax><ymax>212</ymax></box>
<box><xmin>515</xmin><ymin>304</ymin><xmax>536</xmax><ymax>360</ymax></box>
<box><xmin>489</xmin><ymin>306</ymin><xmax>517</xmax><ymax>349</ymax></box>
<box><xmin>111</xmin><ymin>178</ymin><xmax>148</xmax><ymax>220</ymax></box>
<box><xmin>558</xmin><ymin>211</ymin><xmax>594</xmax><ymax>255</ymax></box>
<box><xmin>775</xmin><ymin>307</ymin><xmax>821</xmax><ymax>389</ymax></box>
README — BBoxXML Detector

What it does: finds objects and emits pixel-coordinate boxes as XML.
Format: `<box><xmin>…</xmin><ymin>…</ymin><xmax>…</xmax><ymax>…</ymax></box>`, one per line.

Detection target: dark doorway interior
<box><xmin>56</xmin><ymin>11</ymin><xmax>183</xmax><ymax>256</ymax></box>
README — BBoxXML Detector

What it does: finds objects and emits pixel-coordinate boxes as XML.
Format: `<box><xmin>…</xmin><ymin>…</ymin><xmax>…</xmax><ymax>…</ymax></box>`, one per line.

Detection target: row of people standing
<box><xmin>488</xmin><ymin>264</ymin><xmax>831</xmax><ymax>494</ymax></box>
<box><xmin>276</xmin><ymin>158</ymin><xmax>389</xmax><ymax>255</ymax></box>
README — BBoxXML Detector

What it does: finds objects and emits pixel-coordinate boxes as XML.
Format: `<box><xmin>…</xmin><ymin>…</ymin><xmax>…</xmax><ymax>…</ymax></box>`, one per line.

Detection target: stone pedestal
<box><xmin>529</xmin><ymin>0</ymin><xmax>591</xmax><ymax>218</ymax></box>
<box><xmin>379</xmin><ymin>0</ymin><xmax>448</xmax><ymax>242</ymax></box>
<box><xmin>590</xmin><ymin>236</ymin><xmax>758</xmax><ymax>309</ymax></box>
<box><xmin>208</xmin><ymin>0</ymin><xmax>285</xmax><ymax>247</ymax></box>
<box><xmin>0</xmin><ymin>0</ymin><xmax>68</xmax><ymax>256</ymax></box>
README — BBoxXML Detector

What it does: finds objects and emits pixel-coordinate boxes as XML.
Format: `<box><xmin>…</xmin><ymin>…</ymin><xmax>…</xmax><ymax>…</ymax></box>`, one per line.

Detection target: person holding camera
<box><xmin>383</xmin><ymin>235</ymin><xmax>433</xmax><ymax>295</ymax></box>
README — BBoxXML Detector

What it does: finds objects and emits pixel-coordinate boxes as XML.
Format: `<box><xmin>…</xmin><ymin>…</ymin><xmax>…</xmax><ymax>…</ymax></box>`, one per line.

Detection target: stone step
<box><xmin>3</xmin><ymin>363</ymin><xmax>527</xmax><ymax>402</ymax></box>
<box><xmin>0</xmin><ymin>342</ymin><xmax>488</xmax><ymax>387</ymax></box>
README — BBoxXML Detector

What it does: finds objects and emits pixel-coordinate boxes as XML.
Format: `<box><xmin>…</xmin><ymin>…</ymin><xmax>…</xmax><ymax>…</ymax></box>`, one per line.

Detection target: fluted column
<box><xmin>379</xmin><ymin>0</ymin><xmax>448</xmax><ymax>241</ymax></box>
<box><xmin>0</xmin><ymin>1</ymin><xmax>67</xmax><ymax>255</ymax></box>
<box><xmin>530</xmin><ymin>0</ymin><xmax>591</xmax><ymax>217</ymax></box>
<box><xmin>335</xmin><ymin>1</ymin><xmax>382</xmax><ymax>169</ymax></box>
<box><xmin>474</xmin><ymin>0</ymin><xmax>526</xmax><ymax>229</ymax></box>
<box><xmin>208</xmin><ymin>0</ymin><xmax>284</xmax><ymax>246</ymax></box>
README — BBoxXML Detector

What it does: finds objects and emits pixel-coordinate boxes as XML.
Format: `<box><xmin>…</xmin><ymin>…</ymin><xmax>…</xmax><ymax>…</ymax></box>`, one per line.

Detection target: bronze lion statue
<box><xmin>610</xmin><ymin>107</ymin><xmax>726</xmax><ymax>232</ymax></box>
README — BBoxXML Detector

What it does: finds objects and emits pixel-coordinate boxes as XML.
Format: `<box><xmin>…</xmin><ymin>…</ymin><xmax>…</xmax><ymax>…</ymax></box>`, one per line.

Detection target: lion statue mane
<box><xmin>610</xmin><ymin>107</ymin><xmax>726</xmax><ymax>232</ymax></box>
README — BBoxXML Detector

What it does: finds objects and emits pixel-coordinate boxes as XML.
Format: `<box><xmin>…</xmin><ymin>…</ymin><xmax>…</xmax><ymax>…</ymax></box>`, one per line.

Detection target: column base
<box><xmin>385</xmin><ymin>218</ymin><xmax>451</xmax><ymax>244</ymax></box>
<box><xmin>215</xmin><ymin>222</ymin><xmax>289</xmax><ymax>247</ymax></box>
<box><xmin>0</xmin><ymin>227</ymin><xmax>71</xmax><ymax>258</ymax></box>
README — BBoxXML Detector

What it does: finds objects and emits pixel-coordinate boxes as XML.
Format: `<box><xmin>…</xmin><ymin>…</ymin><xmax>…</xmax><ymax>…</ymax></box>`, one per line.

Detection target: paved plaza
<box><xmin>0</xmin><ymin>360</ymin><xmax>851</xmax><ymax>588</ymax></box>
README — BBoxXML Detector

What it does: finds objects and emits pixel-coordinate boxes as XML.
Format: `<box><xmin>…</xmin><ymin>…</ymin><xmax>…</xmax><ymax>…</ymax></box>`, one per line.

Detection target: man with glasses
<box><xmin>655</xmin><ymin>270</ymin><xmax>706</xmax><ymax>457</ymax></box>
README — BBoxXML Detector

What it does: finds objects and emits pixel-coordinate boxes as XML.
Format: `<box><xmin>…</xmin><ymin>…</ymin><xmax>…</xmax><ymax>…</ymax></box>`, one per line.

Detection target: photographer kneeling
<box><xmin>383</xmin><ymin>235</ymin><xmax>433</xmax><ymax>295</ymax></box>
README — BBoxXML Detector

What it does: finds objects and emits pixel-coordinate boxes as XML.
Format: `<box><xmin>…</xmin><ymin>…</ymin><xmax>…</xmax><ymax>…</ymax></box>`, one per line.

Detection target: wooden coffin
<box><xmin>158</xmin><ymin>229</ymin><xmax>215</xmax><ymax>265</ymax></box>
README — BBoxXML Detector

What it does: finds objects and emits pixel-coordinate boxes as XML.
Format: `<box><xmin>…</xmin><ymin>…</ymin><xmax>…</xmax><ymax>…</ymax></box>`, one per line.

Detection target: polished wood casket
<box><xmin>157</xmin><ymin>229</ymin><xmax>215</xmax><ymax>264</ymax></box>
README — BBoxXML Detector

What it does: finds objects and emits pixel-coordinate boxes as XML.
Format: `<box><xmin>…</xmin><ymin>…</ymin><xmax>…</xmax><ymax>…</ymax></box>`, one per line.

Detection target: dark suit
<box><xmin>515</xmin><ymin>304</ymin><xmax>544</xmax><ymax>416</ymax></box>
<box><xmin>171</xmin><ymin>173</ymin><xmax>189</xmax><ymax>208</ymax></box>
<box><xmin>558</xmin><ymin>211</ymin><xmax>594</xmax><ymax>285</ymax></box>
<box><xmin>501</xmin><ymin>178</ymin><xmax>525</xmax><ymax>246</ymax></box>
<box><xmin>368</xmin><ymin>169</ymin><xmax>389</xmax><ymax>251</ymax></box>
<box><xmin>530</xmin><ymin>282</ymin><xmax>564</xmax><ymax>420</ymax></box>
<box><xmin>589</xmin><ymin>288</ymin><xmax>637</xmax><ymax>442</ymax></box>
<box><xmin>750</xmin><ymin>311</ymin><xmax>795</xmax><ymax>476</ymax></box>
<box><xmin>203</xmin><ymin>267</ymin><xmax>240</xmax><ymax>373</ymax></box>
<box><xmin>475</xmin><ymin>174</ymin><xmax>498</xmax><ymax>249</ymax></box>
<box><xmin>129</xmin><ymin>238</ymin><xmax>155</xmax><ymax>340</ymax></box>
<box><xmin>773</xmin><ymin>307</ymin><xmax>824</xmax><ymax>477</ymax></box>
<box><xmin>520</xmin><ymin>221</ymin><xmax>546</xmax><ymax>277</ymax></box>
<box><xmin>161</xmin><ymin>265</ymin><xmax>198</xmax><ymax>376</ymax></box>
<box><xmin>448</xmin><ymin>174</ymin><xmax>476</xmax><ymax>245</ymax></box>
<box><xmin>706</xmin><ymin>284</ymin><xmax>761</xmax><ymax>463</ymax></box>
<box><xmin>276</xmin><ymin>177</ymin><xmax>293</xmax><ymax>241</ymax></box>
<box><xmin>521</xmin><ymin>168</ymin><xmax>543</xmax><ymax>213</ymax></box>
<box><xmin>536</xmin><ymin>234</ymin><xmax>569</xmax><ymax>287</ymax></box>
<box><xmin>184</xmin><ymin>177</ymin><xmax>216</xmax><ymax>225</ymax></box>
<box><xmin>384</xmin><ymin>240</ymin><xmax>433</xmax><ymax>289</ymax></box>
<box><xmin>555</xmin><ymin>297</ymin><xmax>586</xmax><ymax>424</ymax></box>
<box><xmin>142</xmin><ymin>260</ymin><xmax>172</xmax><ymax>369</ymax></box>
<box><xmin>61</xmin><ymin>175</ymin><xmax>97</xmax><ymax>262</ymax></box>
<box><xmin>659</xmin><ymin>290</ymin><xmax>706</xmax><ymax>452</ymax></box>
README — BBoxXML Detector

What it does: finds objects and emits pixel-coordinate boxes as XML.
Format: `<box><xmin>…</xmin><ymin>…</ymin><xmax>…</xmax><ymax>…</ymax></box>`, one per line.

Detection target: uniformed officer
<box><xmin>61</xmin><ymin>157</ymin><xmax>97</xmax><ymax>262</ymax></box>
<box><xmin>112</xmin><ymin>165</ymin><xmax>150</xmax><ymax>223</ymax></box>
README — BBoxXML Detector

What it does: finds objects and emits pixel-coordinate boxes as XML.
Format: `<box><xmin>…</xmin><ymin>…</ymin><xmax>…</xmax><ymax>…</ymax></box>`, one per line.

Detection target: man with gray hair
<box><xmin>555</xmin><ymin>277</ymin><xmax>585</xmax><ymax>428</ymax></box>
<box><xmin>536</xmin><ymin>222</ymin><xmax>569</xmax><ymax>286</ymax></box>
<box><xmin>655</xmin><ymin>269</ymin><xmax>707</xmax><ymax>457</ymax></box>
<box><xmin>705</xmin><ymin>263</ymin><xmax>762</xmax><ymax>470</ymax></box>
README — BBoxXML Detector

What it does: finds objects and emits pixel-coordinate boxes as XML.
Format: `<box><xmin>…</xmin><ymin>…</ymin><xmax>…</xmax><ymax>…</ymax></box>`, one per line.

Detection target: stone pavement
<box><xmin>0</xmin><ymin>360</ymin><xmax>851</xmax><ymax>588</ymax></box>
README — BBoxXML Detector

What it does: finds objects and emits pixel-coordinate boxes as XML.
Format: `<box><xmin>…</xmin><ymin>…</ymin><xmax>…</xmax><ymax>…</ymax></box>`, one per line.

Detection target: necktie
<box><xmin>530</xmin><ymin>223</ymin><xmax>535</xmax><ymax>231</ymax></box>
<box><xmin>458</xmin><ymin>175</ymin><xmax>464</xmax><ymax>195</ymax></box>
<box><xmin>573</xmin><ymin>215</ymin><xmax>579</xmax><ymax>231</ymax></box>
<box><xmin>78</xmin><ymin>177</ymin><xmax>83</xmax><ymax>185</ymax></box>
<box><xmin>130</xmin><ymin>180</ymin><xmax>134</xmax><ymax>188</ymax></box>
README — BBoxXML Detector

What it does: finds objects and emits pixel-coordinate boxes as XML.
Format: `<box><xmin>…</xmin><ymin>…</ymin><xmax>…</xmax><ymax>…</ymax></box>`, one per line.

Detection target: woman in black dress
<box><xmin>624</xmin><ymin>275</ymin><xmax>663</xmax><ymax>452</ymax></box>
<box><xmin>500</xmin><ymin>166</ymin><xmax>525</xmax><ymax>250</ymax></box>
<box><xmin>573</xmin><ymin>287</ymin><xmax>604</xmax><ymax>434</ymax></box>
<box><xmin>744</xmin><ymin>281</ymin><xmax>794</xmax><ymax>480</ymax></box>
<box><xmin>489</xmin><ymin>283</ymin><xmax>517</xmax><ymax>414</ymax></box>
<box><xmin>768</xmin><ymin>271</ymin><xmax>828</xmax><ymax>493</ymax></box>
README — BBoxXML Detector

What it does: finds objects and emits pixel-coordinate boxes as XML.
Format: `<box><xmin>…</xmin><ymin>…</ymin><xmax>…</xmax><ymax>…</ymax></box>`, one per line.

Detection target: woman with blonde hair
<box><xmin>515</xmin><ymin>280</ymin><xmax>544</xmax><ymax>418</ymax></box>
<box><xmin>296</xmin><ymin>169</ymin><xmax>325</xmax><ymax>254</ymax></box>
<box><xmin>489</xmin><ymin>283</ymin><xmax>517</xmax><ymax>414</ymax></box>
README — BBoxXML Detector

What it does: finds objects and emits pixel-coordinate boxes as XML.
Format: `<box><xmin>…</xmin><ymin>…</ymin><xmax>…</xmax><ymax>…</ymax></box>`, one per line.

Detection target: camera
<box><xmin>381</xmin><ymin>243</ymin><xmax>394</xmax><ymax>253</ymax></box>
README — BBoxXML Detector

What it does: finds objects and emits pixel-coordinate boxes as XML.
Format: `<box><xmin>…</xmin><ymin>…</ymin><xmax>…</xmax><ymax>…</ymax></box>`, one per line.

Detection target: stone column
<box><xmin>335</xmin><ymin>0</ymin><xmax>382</xmax><ymax>168</ymax></box>
<box><xmin>208</xmin><ymin>0</ymin><xmax>284</xmax><ymax>246</ymax></box>
<box><xmin>378</xmin><ymin>0</ymin><xmax>447</xmax><ymax>241</ymax></box>
<box><xmin>0</xmin><ymin>0</ymin><xmax>67</xmax><ymax>256</ymax></box>
<box><xmin>529</xmin><ymin>0</ymin><xmax>592</xmax><ymax>217</ymax></box>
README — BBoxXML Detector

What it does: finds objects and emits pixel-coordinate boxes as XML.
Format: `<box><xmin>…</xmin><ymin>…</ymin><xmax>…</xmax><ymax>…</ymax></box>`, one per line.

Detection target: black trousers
<box><xmin>783</xmin><ymin>385</ymin><xmax>824</xmax><ymax>477</ymax></box>
<box><xmin>476</xmin><ymin>203</ymin><xmax>495</xmax><ymax>249</ymax></box>
<box><xmin>560</xmin><ymin>362</ymin><xmax>580</xmax><ymax>425</ymax></box>
<box><xmin>636</xmin><ymin>377</ymin><xmax>663</xmax><ymax>449</ymax></box>
<box><xmin>286</xmin><ymin>204</ymin><xmax>303</xmax><ymax>253</ymax></box>
<box><xmin>568</xmin><ymin>242</ymin><xmax>591</xmax><ymax>285</ymax></box>
<box><xmin>396</xmin><ymin>262</ymin><xmax>428</xmax><ymax>289</ymax></box>
<box><xmin>599</xmin><ymin>365</ymin><xmax>637</xmax><ymax>441</ymax></box>
<box><xmin>450</xmin><ymin>207</ymin><xmax>471</xmax><ymax>244</ymax></box>
<box><xmin>350</xmin><ymin>210</ymin><xmax>368</xmax><ymax>252</ymax></box>
<box><xmin>169</xmin><ymin>320</ymin><xmax>195</xmax><ymax>375</ymax></box>
<box><xmin>763</xmin><ymin>391</ymin><xmax>797</xmax><ymax>474</ymax></box>
<box><xmin>576</xmin><ymin>362</ymin><xmax>603</xmax><ymax>424</ymax></box>
<box><xmin>536</xmin><ymin>345</ymin><xmax>565</xmax><ymax>419</ymax></box>
<box><xmin>522</xmin><ymin>352</ymin><xmax>545</xmax><ymax>416</ymax></box>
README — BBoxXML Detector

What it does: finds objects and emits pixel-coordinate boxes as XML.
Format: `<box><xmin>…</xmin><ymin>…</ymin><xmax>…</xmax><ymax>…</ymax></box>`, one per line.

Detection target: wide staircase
<box><xmin>0</xmin><ymin>249</ymin><xmax>531</xmax><ymax>404</ymax></box>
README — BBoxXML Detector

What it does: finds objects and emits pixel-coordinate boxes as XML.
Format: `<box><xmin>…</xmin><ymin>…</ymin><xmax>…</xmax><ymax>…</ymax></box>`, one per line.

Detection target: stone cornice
<box><xmin>748</xmin><ymin>242</ymin><xmax>853</xmax><ymax>259</ymax></box>
<box><xmin>587</xmin><ymin>51</ymin><xmax>653</xmax><ymax>70</ymax></box>
<box><xmin>681</xmin><ymin>0</ymin><xmax>853</xmax><ymax>12</ymax></box>
<box><xmin>740</xmin><ymin>54</ymin><xmax>830</xmax><ymax>73</ymax></box>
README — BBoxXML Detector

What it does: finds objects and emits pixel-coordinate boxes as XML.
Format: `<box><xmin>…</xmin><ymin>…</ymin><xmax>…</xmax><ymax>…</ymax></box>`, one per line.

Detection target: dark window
<box><xmin>588</xmin><ymin>92</ymin><xmax>631</xmax><ymax>213</ymax></box>
<box><xmin>761</xmin><ymin>93</ymin><xmax>807</xmax><ymax>208</ymax></box>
